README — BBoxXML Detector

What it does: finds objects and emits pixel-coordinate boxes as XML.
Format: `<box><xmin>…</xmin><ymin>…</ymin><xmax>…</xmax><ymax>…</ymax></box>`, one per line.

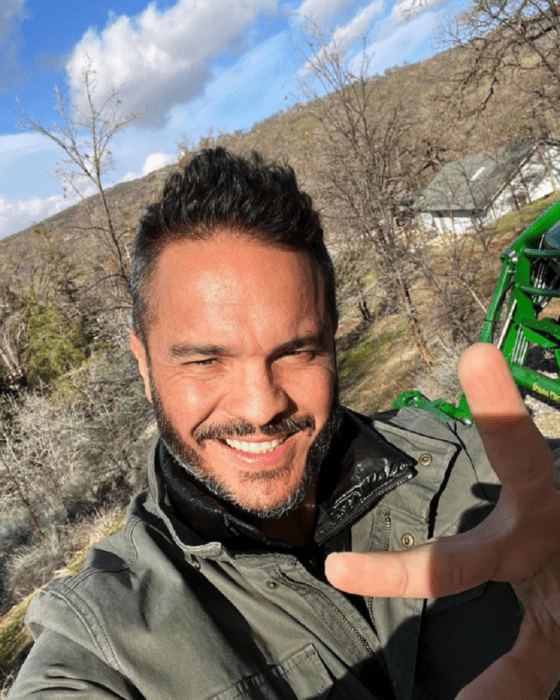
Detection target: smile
<box><xmin>223</xmin><ymin>437</ymin><xmax>285</xmax><ymax>454</ymax></box>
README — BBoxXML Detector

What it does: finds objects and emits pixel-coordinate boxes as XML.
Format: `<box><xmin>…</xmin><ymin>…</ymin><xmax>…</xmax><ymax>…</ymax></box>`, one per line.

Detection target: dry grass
<box><xmin>60</xmin><ymin>507</ymin><xmax>126</xmax><ymax>576</ymax></box>
<box><xmin>338</xmin><ymin>314</ymin><xmax>424</xmax><ymax>414</ymax></box>
<box><xmin>0</xmin><ymin>506</ymin><xmax>126</xmax><ymax>695</ymax></box>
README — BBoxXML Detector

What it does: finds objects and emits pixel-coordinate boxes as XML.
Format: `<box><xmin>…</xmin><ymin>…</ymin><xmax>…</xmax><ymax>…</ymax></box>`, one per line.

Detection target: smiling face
<box><xmin>130</xmin><ymin>232</ymin><xmax>338</xmax><ymax>518</ymax></box>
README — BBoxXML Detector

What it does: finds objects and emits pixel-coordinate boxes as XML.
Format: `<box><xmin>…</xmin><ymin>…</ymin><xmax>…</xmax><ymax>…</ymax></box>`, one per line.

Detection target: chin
<box><xmin>177</xmin><ymin>451</ymin><xmax>313</xmax><ymax>519</ymax></box>
<box><xmin>227</xmin><ymin>468</ymin><xmax>312</xmax><ymax>519</ymax></box>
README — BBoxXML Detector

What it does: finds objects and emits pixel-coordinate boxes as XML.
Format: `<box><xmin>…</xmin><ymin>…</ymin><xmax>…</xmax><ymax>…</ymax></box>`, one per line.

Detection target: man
<box><xmin>8</xmin><ymin>147</ymin><xmax>560</xmax><ymax>699</ymax></box>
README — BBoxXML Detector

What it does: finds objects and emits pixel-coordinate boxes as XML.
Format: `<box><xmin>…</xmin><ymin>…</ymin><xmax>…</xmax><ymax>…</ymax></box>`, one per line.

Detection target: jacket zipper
<box><xmin>383</xmin><ymin>513</ymin><xmax>391</xmax><ymax>552</ymax></box>
<box><xmin>277</xmin><ymin>571</ymin><xmax>375</xmax><ymax>656</ymax></box>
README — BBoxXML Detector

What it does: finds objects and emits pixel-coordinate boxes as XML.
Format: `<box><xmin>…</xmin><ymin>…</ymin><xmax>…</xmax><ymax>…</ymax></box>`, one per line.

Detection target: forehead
<box><xmin>146</xmin><ymin>233</ymin><xmax>326</xmax><ymax>343</ymax></box>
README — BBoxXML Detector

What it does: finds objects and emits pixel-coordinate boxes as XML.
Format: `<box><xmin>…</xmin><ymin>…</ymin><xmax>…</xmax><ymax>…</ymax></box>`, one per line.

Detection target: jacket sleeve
<box><xmin>8</xmin><ymin>630</ymin><xmax>143</xmax><ymax>700</ymax></box>
<box><xmin>7</xmin><ymin>582</ymin><xmax>144</xmax><ymax>700</ymax></box>
<box><xmin>7</xmin><ymin>626</ymin><xmax>143</xmax><ymax>700</ymax></box>
<box><xmin>7</xmin><ymin>627</ymin><xmax>143</xmax><ymax>700</ymax></box>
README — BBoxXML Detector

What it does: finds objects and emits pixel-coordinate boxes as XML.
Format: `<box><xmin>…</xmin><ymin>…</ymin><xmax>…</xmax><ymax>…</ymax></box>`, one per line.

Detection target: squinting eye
<box><xmin>283</xmin><ymin>350</ymin><xmax>316</xmax><ymax>360</ymax></box>
<box><xmin>185</xmin><ymin>358</ymin><xmax>216</xmax><ymax>367</ymax></box>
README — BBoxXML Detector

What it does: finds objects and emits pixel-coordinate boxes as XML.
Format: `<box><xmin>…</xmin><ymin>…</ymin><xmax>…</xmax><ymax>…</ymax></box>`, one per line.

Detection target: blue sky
<box><xmin>0</xmin><ymin>0</ymin><xmax>465</xmax><ymax>238</ymax></box>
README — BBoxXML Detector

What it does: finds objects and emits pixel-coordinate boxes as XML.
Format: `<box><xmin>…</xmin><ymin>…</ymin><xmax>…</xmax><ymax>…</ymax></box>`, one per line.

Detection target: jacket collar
<box><xmin>151</xmin><ymin>407</ymin><xmax>417</xmax><ymax>550</ymax></box>
<box><xmin>313</xmin><ymin>408</ymin><xmax>417</xmax><ymax>544</ymax></box>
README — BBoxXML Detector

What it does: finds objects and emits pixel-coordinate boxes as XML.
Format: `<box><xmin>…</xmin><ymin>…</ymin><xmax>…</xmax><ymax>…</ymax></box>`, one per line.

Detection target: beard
<box><xmin>149</xmin><ymin>375</ymin><xmax>340</xmax><ymax>519</ymax></box>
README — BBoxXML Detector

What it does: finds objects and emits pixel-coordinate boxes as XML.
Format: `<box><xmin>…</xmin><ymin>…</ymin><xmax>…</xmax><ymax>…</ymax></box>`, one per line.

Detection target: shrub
<box><xmin>0</xmin><ymin>342</ymin><xmax>153</xmax><ymax>609</ymax></box>
<box><xmin>20</xmin><ymin>294</ymin><xmax>88</xmax><ymax>388</ymax></box>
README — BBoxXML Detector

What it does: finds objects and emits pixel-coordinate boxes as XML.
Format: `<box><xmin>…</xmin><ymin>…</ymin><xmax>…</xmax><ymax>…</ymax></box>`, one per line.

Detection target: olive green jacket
<box><xmin>8</xmin><ymin>408</ymin><xmax>523</xmax><ymax>700</ymax></box>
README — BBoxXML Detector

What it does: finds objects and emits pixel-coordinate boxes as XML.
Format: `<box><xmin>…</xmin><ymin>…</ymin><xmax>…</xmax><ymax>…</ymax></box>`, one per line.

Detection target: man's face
<box><xmin>131</xmin><ymin>233</ymin><xmax>337</xmax><ymax>518</ymax></box>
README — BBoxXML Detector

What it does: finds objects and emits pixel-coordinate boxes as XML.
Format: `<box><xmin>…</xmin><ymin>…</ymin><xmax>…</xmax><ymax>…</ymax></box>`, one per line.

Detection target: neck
<box><xmin>257</xmin><ymin>474</ymin><xmax>319</xmax><ymax>547</ymax></box>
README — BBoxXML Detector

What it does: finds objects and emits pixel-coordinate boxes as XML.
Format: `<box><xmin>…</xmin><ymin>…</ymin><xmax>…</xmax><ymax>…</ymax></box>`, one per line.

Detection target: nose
<box><xmin>224</xmin><ymin>362</ymin><xmax>290</xmax><ymax>428</ymax></box>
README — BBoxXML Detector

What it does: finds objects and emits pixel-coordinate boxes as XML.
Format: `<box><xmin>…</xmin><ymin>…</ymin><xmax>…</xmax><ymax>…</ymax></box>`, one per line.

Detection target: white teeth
<box><xmin>224</xmin><ymin>438</ymin><xmax>282</xmax><ymax>454</ymax></box>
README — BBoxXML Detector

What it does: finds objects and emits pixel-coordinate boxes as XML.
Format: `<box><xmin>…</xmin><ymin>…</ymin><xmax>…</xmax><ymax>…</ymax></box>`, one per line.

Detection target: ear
<box><xmin>130</xmin><ymin>330</ymin><xmax>153</xmax><ymax>403</ymax></box>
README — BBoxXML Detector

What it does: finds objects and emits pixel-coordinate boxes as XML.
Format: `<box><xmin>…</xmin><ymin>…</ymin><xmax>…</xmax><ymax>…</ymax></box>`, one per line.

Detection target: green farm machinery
<box><xmin>393</xmin><ymin>199</ymin><xmax>560</xmax><ymax>422</ymax></box>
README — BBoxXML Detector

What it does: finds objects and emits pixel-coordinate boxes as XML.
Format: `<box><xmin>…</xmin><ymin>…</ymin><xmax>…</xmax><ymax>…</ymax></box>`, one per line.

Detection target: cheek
<box><xmin>157</xmin><ymin>376</ymin><xmax>221</xmax><ymax>434</ymax></box>
<box><xmin>285</xmin><ymin>367</ymin><xmax>335</xmax><ymax>419</ymax></box>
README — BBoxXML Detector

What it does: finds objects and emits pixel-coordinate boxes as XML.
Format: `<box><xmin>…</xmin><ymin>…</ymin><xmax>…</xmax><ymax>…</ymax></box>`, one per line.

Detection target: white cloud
<box><xmin>0</xmin><ymin>192</ymin><xmax>73</xmax><ymax>239</ymax></box>
<box><xmin>165</xmin><ymin>30</ymin><xmax>294</xmax><ymax>142</ymax></box>
<box><xmin>0</xmin><ymin>132</ymin><xmax>57</xmax><ymax>165</ymax></box>
<box><xmin>294</xmin><ymin>0</ymin><xmax>360</xmax><ymax>26</ymax></box>
<box><xmin>117</xmin><ymin>171</ymin><xmax>139</xmax><ymax>185</ymax></box>
<box><xmin>0</xmin><ymin>0</ymin><xmax>26</xmax><ymax>46</ymax></box>
<box><xmin>298</xmin><ymin>0</ymin><xmax>450</xmax><ymax>79</ymax></box>
<box><xmin>329</xmin><ymin>1</ymin><xmax>384</xmax><ymax>53</ymax></box>
<box><xmin>390</xmin><ymin>0</ymin><xmax>448</xmax><ymax>23</ymax></box>
<box><xmin>141</xmin><ymin>152</ymin><xmax>176</xmax><ymax>176</ymax></box>
<box><xmin>66</xmin><ymin>0</ymin><xmax>277</xmax><ymax>129</ymax></box>
<box><xmin>0</xmin><ymin>0</ymin><xmax>28</xmax><ymax>92</ymax></box>
<box><xmin>300</xmin><ymin>1</ymin><xmax>384</xmax><ymax>75</ymax></box>
<box><xmin>361</xmin><ymin>8</ymin><xmax>441</xmax><ymax>73</ymax></box>
<box><xmin>115</xmin><ymin>152</ymin><xmax>176</xmax><ymax>185</ymax></box>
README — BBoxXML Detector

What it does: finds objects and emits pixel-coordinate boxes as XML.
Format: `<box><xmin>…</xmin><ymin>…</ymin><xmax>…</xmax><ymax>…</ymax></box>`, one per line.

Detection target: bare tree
<box><xmin>444</xmin><ymin>0</ymin><xmax>560</xmax><ymax>135</ymax></box>
<box><xmin>418</xmin><ymin>232</ymin><xmax>491</xmax><ymax>346</ymax></box>
<box><xmin>0</xmin><ymin>393</ymin><xmax>74</xmax><ymax>542</ymax></box>
<box><xmin>298</xmin><ymin>26</ymin><xmax>431</xmax><ymax>363</ymax></box>
<box><xmin>18</xmin><ymin>61</ymin><xmax>141</xmax><ymax>301</ymax></box>
<box><xmin>0</xmin><ymin>346</ymin><xmax>151</xmax><ymax>547</ymax></box>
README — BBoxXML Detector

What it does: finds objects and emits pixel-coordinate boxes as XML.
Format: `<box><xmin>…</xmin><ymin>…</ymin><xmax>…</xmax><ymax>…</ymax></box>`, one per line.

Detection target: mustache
<box><xmin>194</xmin><ymin>414</ymin><xmax>315</xmax><ymax>445</ymax></box>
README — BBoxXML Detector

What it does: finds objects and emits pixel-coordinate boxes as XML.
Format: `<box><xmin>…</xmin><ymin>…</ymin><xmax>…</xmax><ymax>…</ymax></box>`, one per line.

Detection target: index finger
<box><xmin>458</xmin><ymin>343</ymin><xmax>554</xmax><ymax>495</ymax></box>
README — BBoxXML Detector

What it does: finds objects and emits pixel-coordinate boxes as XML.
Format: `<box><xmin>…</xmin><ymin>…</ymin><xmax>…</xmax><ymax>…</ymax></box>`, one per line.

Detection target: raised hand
<box><xmin>325</xmin><ymin>343</ymin><xmax>560</xmax><ymax>699</ymax></box>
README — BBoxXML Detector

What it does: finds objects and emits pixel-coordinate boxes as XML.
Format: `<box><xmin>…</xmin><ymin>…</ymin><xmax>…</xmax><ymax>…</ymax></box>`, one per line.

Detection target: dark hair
<box><xmin>130</xmin><ymin>147</ymin><xmax>337</xmax><ymax>341</ymax></box>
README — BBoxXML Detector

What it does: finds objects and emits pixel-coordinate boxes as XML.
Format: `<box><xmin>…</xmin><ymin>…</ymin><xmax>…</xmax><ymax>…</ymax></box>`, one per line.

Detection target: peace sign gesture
<box><xmin>326</xmin><ymin>344</ymin><xmax>560</xmax><ymax>699</ymax></box>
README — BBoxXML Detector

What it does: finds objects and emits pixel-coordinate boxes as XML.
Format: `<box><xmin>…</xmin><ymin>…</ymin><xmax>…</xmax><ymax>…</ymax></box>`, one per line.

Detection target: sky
<box><xmin>0</xmin><ymin>0</ymin><xmax>466</xmax><ymax>239</ymax></box>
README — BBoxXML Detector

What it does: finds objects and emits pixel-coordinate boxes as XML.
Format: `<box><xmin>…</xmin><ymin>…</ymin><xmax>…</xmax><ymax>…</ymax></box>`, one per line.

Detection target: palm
<box><xmin>325</xmin><ymin>343</ymin><xmax>560</xmax><ymax>699</ymax></box>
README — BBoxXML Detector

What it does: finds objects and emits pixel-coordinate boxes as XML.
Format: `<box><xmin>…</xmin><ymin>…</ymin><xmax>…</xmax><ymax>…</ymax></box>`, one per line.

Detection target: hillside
<box><xmin>3</xmin><ymin>33</ymin><xmax>554</xmax><ymax>273</ymax></box>
<box><xmin>0</xmin><ymin>167</ymin><xmax>172</xmax><ymax>283</ymax></box>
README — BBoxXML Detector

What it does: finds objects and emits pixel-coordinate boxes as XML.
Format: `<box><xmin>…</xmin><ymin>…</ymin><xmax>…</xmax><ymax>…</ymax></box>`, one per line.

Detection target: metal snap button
<box><xmin>418</xmin><ymin>453</ymin><xmax>433</xmax><ymax>467</ymax></box>
<box><xmin>266</xmin><ymin>580</ymin><xmax>278</xmax><ymax>589</ymax></box>
<box><xmin>401</xmin><ymin>533</ymin><xmax>414</xmax><ymax>548</ymax></box>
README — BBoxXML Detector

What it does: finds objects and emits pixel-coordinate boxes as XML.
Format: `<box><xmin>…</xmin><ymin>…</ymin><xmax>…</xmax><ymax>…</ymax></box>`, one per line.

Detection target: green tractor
<box><xmin>393</xmin><ymin>199</ymin><xmax>560</xmax><ymax>423</ymax></box>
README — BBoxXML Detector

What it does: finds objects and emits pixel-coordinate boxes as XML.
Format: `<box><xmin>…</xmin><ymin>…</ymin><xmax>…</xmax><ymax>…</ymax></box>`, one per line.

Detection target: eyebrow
<box><xmin>169</xmin><ymin>343</ymin><xmax>234</xmax><ymax>359</ymax></box>
<box><xmin>272</xmin><ymin>332</ymin><xmax>328</xmax><ymax>357</ymax></box>
<box><xmin>169</xmin><ymin>332</ymin><xmax>328</xmax><ymax>361</ymax></box>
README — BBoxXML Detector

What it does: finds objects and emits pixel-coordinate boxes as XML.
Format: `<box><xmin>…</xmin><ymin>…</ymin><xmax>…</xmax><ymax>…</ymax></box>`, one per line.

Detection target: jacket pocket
<box><xmin>209</xmin><ymin>644</ymin><xmax>332</xmax><ymax>700</ymax></box>
<box><xmin>209</xmin><ymin>644</ymin><xmax>382</xmax><ymax>700</ymax></box>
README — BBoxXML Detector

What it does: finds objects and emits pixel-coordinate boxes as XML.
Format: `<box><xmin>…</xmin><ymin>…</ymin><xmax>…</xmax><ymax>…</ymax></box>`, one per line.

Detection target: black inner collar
<box><xmin>157</xmin><ymin>407</ymin><xmax>417</xmax><ymax>554</ymax></box>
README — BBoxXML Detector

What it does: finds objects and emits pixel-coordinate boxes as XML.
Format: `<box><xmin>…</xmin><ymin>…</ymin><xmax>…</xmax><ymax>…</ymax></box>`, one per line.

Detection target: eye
<box><xmin>282</xmin><ymin>349</ymin><xmax>317</xmax><ymax>361</ymax></box>
<box><xmin>184</xmin><ymin>358</ymin><xmax>217</xmax><ymax>368</ymax></box>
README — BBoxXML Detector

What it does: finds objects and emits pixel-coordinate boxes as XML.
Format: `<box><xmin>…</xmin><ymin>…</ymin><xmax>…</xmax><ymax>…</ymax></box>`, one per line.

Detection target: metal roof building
<box><xmin>416</xmin><ymin>141</ymin><xmax>560</xmax><ymax>234</ymax></box>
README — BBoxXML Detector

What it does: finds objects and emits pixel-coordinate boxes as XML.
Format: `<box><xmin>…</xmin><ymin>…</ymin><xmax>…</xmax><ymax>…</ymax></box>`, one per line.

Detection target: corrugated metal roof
<box><xmin>415</xmin><ymin>141</ymin><xmax>539</xmax><ymax>212</ymax></box>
